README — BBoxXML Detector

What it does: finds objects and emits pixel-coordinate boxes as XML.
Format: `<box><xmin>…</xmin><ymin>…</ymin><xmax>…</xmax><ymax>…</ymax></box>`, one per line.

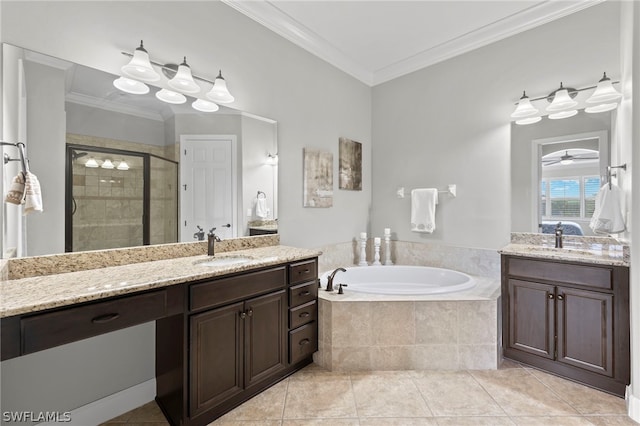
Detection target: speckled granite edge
<box><xmin>7</xmin><ymin>235</ymin><xmax>279</xmax><ymax>280</ymax></box>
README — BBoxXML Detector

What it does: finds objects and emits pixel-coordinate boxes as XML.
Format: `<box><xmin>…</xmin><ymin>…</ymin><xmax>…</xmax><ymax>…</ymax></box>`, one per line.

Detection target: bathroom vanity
<box><xmin>0</xmin><ymin>242</ymin><xmax>319</xmax><ymax>425</ymax></box>
<box><xmin>500</xmin><ymin>235</ymin><xmax>630</xmax><ymax>397</ymax></box>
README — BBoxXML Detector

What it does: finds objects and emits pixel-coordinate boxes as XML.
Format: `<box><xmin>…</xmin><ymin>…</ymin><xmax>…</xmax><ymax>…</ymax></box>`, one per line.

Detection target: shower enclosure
<box><xmin>65</xmin><ymin>144</ymin><xmax>178</xmax><ymax>252</ymax></box>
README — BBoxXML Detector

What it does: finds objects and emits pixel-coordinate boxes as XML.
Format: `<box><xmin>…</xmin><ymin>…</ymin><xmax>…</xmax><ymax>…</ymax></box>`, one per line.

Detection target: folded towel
<box><xmin>411</xmin><ymin>188</ymin><xmax>438</xmax><ymax>233</ymax></box>
<box><xmin>5</xmin><ymin>172</ymin><xmax>25</xmax><ymax>205</ymax></box>
<box><xmin>255</xmin><ymin>195</ymin><xmax>268</xmax><ymax>218</ymax></box>
<box><xmin>589</xmin><ymin>183</ymin><xmax>625</xmax><ymax>234</ymax></box>
<box><xmin>23</xmin><ymin>171</ymin><xmax>43</xmax><ymax>214</ymax></box>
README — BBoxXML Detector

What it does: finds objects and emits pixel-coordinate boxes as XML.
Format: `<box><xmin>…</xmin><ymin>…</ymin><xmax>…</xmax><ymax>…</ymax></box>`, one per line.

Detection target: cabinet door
<box><xmin>556</xmin><ymin>286</ymin><xmax>614</xmax><ymax>377</ymax></box>
<box><xmin>190</xmin><ymin>302</ymin><xmax>244</xmax><ymax>417</ymax></box>
<box><xmin>508</xmin><ymin>279</ymin><xmax>555</xmax><ymax>359</ymax></box>
<box><xmin>244</xmin><ymin>290</ymin><xmax>287</xmax><ymax>387</ymax></box>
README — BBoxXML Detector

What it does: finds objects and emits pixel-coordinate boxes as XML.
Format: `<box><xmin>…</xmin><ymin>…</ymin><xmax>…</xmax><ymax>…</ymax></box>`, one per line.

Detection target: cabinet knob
<box><xmin>239</xmin><ymin>312</ymin><xmax>247</xmax><ymax>319</ymax></box>
<box><xmin>548</xmin><ymin>294</ymin><xmax>554</xmax><ymax>300</ymax></box>
<box><xmin>557</xmin><ymin>294</ymin><xmax>564</xmax><ymax>301</ymax></box>
<box><xmin>247</xmin><ymin>309</ymin><xmax>253</xmax><ymax>317</ymax></box>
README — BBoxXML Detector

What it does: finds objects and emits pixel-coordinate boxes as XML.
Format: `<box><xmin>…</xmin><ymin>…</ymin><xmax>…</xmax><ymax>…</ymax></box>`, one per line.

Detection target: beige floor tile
<box><xmin>359</xmin><ymin>418</ymin><xmax>438</xmax><ymax>425</ymax></box>
<box><xmin>435</xmin><ymin>417</ymin><xmax>515</xmax><ymax>425</ymax></box>
<box><xmin>528</xmin><ymin>369</ymin><xmax>627</xmax><ymax>415</ymax></box>
<box><xmin>584</xmin><ymin>416</ymin><xmax>640</xmax><ymax>425</ymax></box>
<box><xmin>282</xmin><ymin>419</ymin><xmax>358</xmax><ymax>425</ymax></box>
<box><xmin>283</xmin><ymin>376</ymin><xmax>357</xmax><ymax>419</ymax></box>
<box><xmin>510</xmin><ymin>416</ymin><xmax>597</xmax><ymax>425</ymax></box>
<box><xmin>413</xmin><ymin>371</ymin><xmax>505</xmax><ymax>416</ymax></box>
<box><xmin>217</xmin><ymin>380</ymin><xmax>288</xmax><ymax>421</ymax></box>
<box><xmin>351</xmin><ymin>372</ymin><xmax>433</xmax><ymax>418</ymax></box>
<box><xmin>470</xmin><ymin>369</ymin><xmax>579</xmax><ymax>416</ymax></box>
<box><xmin>498</xmin><ymin>358</ymin><xmax>525</xmax><ymax>370</ymax></box>
<box><xmin>210</xmin><ymin>421</ymin><xmax>281</xmax><ymax>426</ymax></box>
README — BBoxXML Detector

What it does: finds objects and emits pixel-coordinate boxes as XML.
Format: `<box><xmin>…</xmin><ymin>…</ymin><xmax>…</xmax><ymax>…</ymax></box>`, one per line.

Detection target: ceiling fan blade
<box><xmin>543</xmin><ymin>160</ymin><xmax>561</xmax><ymax>166</ymax></box>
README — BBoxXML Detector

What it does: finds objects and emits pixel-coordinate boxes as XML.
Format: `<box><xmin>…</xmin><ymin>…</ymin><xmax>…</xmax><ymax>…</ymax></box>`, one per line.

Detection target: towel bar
<box><xmin>397</xmin><ymin>184</ymin><xmax>456</xmax><ymax>199</ymax></box>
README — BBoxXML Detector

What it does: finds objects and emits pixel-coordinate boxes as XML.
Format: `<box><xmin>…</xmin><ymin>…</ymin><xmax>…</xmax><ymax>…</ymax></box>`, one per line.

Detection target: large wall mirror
<box><xmin>1</xmin><ymin>43</ymin><xmax>278</xmax><ymax>258</ymax></box>
<box><xmin>511</xmin><ymin>109</ymin><xmax>613</xmax><ymax>236</ymax></box>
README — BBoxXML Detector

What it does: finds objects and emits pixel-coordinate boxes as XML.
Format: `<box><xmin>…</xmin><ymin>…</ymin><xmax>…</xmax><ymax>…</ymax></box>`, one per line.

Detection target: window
<box><xmin>541</xmin><ymin>176</ymin><xmax>601</xmax><ymax>219</ymax></box>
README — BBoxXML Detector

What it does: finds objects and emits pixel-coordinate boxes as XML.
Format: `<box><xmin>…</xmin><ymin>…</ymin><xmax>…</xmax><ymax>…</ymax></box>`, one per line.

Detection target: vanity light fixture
<box><xmin>510</xmin><ymin>91</ymin><xmax>538</xmax><ymax>118</ymax></box>
<box><xmin>167</xmin><ymin>57</ymin><xmax>201</xmax><ymax>94</ymax></box>
<box><xmin>101</xmin><ymin>159</ymin><xmax>115</xmax><ymax>169</ymax></box>
<box><xmin>121</xmin><ymin>41</ymin><xmax>161</xmax><ymax>82</ymax></box>
<box><xmin>546</xmin><ymin>83</ymin><xmax>578</xmax><ymax>112</ymax></box>
<box><xmin>586</xmin><ymin>72</ymin><xmax>622</xmax><ymax>104</ymax></box>
<box><xmin>515</xmin><ymin>116</ymin><xmax>542</xmax><ymax>125</ymax></box>
<box><xmin>155</xmin><ymin>88</ymin><xmax>187</xmax><ymax>105</ymax></box>
<box><xmin>549</xmin><ymin>109</ymin><xmax>578</xmax><ymax>120</ymax></box>
<box><xmin>206</xmin><ymin>71</ymin><xmax>235</xmax><ymax>104</ymax></box>
<box><xmin>85</xmin><ymin>157</ymin><xmax>99</xmax><ymax>168</ymax></box>
<box><xmin>117</xmin><ymin>160</ymin><xmax>130</xmax><ymax>171</ymax></box>
<box><xmin>192</xmin><ymin>98</ymin><xmax>220</xmax><ymax>112</ymax></box>
<box><xmin>113</xmin><ymin>76</ymin><xmax>149</xmax><ymax>95</ymax></box>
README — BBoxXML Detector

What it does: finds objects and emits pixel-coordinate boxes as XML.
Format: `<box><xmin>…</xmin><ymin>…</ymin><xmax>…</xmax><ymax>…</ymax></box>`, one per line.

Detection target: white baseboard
<box><xmin>627</xmin><ymin>385</ymin><xmax>640</xmax><ymax>422</ymax></box>
<box><xmin>38</xmin><ymin>379</ymin><xmax>155</xmax><ymax>426</ymax></box>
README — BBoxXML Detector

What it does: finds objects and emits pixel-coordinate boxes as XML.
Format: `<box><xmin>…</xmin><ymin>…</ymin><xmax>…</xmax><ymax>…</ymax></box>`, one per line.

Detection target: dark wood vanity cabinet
<box><xmin>502</xmin><ymin>255</ymin><xmax>629</xmax><ymax>396</ymax></box>
<box><xmin>156</xmin><ymin>257</ymin><xmax>319</xmax><ymax>426</ymax></box>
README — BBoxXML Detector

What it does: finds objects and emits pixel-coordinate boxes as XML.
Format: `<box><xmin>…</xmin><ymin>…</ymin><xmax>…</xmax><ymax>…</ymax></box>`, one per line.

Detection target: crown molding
<box><xmin>221</xmin><ymin>0</ymin><xmax>374</xmax><ymax>85</ymax></box>
<box><xmin>222</xmin><ymin>0</ymin><xmax>604</xmax><ymax>87</ymax></box>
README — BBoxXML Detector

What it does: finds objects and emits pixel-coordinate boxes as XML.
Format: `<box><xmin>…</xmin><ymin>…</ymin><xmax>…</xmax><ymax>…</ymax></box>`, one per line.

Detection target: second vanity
<box><xmin>0</xmin><ymin>236</ymin><xmax>320</xmax><ymax>426</ymax></box>
<box><xmin>500</xmin><ymin>233</ymin><xmax>630</xmax><ymax>397</ymax></box>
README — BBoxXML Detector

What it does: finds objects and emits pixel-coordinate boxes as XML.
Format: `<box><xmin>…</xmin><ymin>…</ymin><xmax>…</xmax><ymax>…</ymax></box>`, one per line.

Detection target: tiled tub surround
<box><xmin>315</xmin><ymin>240</ymin><xmax>501</xmax><ymax>371</ymax></box>
<box><xmin>0</xmin><ymin>236</ymin><xmax>319</xmax><ymax>318</ymax></box>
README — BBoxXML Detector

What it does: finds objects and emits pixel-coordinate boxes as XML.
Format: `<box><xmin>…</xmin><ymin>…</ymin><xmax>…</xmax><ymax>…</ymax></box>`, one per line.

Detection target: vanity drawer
<box><xmin>289</xmin><ymin>281</ymin><xmax>318</xmax><ymax>307</ymax></box>
<box><xmin>289</xmin><ymin>300</ymin><xmax>317</xmax><ymax>329</ymax></box>
<box><xmin>21</xmin><ymin>290</ymin><xmax>167</xmax><ymax>355</ymax></box>
<box><xmin>289</xmin><ymin>259</ymin><xmax>317</xmax><ymax>285</ymax></box>
<box><xmin>289</xmin><ymin>322</ymin><xmax>317</xmax><ymax>365</ymax></box>
<box><xmin>507</xmin><ymin>257</ymin><xmax>612</xmax><ymax>290</ymax></box>
<box><xmin>190</xmin><ymin>267</ymin><xmax>286</xmax><ymax>311</ymax></box>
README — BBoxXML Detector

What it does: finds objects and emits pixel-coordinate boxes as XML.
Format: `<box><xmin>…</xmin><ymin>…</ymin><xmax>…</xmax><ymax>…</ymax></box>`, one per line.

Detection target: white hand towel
<box><xmin>255</xmin><ymin>196</ymin><xmax>268</xmax><ymax>219</ymax></box>
<box><xmin>23</xmin><ymin>171</ymin><xmax>43</xmax><ymax>214</ymax></box>
<box><xmin>589</xmin><ymin>183</ymin><xmax>625</xmax><ymax>234</ymax></box>
<box><xmin>5</xmin><ymin>172</ymin><xmax>25</xmax><ymax>205</ymax></box>
<box><xmin>411</xmin><ymin>188</ymin><xmax>438</xmax><ymax>233</ymax></box>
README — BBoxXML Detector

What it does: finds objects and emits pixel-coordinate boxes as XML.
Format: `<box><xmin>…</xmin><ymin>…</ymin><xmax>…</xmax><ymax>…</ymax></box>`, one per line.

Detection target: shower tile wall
<box><xmin>150</xmin><ymin>157</ymin><xmax>178</xmax><ymax>245</ymax></box>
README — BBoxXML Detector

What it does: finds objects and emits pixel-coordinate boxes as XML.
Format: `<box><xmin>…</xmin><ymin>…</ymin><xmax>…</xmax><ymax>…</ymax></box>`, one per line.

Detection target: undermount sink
<box><xmin>526</xmin><ymin>246</ymin><xmax>596</xmax><ymax>256</ymax></box>
<box><xmin>196</xmin><ymin>256</ymin><xmax>253</xmax><ymax>267</ymax></box>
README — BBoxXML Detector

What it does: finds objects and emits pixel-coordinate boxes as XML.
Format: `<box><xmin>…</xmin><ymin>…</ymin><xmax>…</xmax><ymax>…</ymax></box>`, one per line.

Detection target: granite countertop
<box><xmin>0</xmin><ymin>245</ymin><xmax>321</xmax><ymax>318</ymax></box>
<box><xmin>499</xmin><ymin>232</ymin><xmax>629</xmax><ymax>267</ymax></box>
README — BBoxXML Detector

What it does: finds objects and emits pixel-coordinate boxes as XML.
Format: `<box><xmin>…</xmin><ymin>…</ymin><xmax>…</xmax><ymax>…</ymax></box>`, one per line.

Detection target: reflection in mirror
<box><xmin>1</xmin><ymin>43</ymin><xmax>278</xmax><ymax>258</ymax></box>
<box><xmin>511</xmin><ymin>110</ymin><xmax>612</xmax><ymax>235</ymax></box>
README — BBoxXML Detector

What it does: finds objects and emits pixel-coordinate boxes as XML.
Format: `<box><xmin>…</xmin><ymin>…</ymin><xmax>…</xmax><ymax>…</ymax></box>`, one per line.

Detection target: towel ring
<box><xmin>257</xmin><ymin>191</ymin><xmax>266</xmax><ymax>199</ymax></box>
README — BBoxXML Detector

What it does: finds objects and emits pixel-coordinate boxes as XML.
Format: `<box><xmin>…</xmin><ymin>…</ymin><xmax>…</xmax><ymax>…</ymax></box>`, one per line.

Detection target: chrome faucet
<box><xmin>194</xmin><ymin>225</ymin><xmax>205</xmax><ymax>241</ymax></box>
<box><xmin>326</xmin><ymin>267</ymin><xmax>346</xmax><ymax>292</ymax></box>
<box><xmin>555</xmin><ymin>222</ymin><xmax>563</xmax><ymax>249</ymax></box>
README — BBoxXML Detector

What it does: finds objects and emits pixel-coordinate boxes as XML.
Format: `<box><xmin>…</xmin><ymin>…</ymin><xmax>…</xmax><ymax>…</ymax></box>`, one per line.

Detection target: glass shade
<box><xmin>585</xmin><ymin>103</ymin><xmax>618</xmax><ymax>114</ymax></box>
<box><xmin>101</xmin><ymin>159</ymin><xmax>115</xmax><ymax>169</ymax></box>
<box><xmin>511</xmin><ymin>93</ymin><xmax>538</xmax><ymax>118</ymax></box>
<box><xmin>117</xmin><ymin>160</ymin><xmax>130</xmax><ymax>171</ymax></box>
<box><xmin>156</xmin><ymin>89</ymin><xmax>187</xmax><ymax>104</ymax></box>
<box><xmin>85</xmin><ymin>157</ymin><xmax>99</xmax><ymax>168</ymax></box>
<box><xmin>586</xmin><ymin>73</ymin><xmax>622</xmax><ymax>104</ymax></box>
<box><xmin>206</xmin><ymin>71</ymin><xmax>235</xmax><ymax>103</ymax></box>
<box><xmin>548</xmin><ymin>109</ymin><xmax>578</xmax><ymax>120</ymax></box>
<box><xmin>515</xmin><ymin>116</ymin><xmax>542</xmax><ymax>125</ymax></box>
<box><xmin>547</xmin><ymin>87</ymin><xmax>578</xmax><ymax>112</ymax></box>
<box><xmin>121</xmin><ymin>41</ymin><xmax>161</xmax><ymax>82</ymax></box>
<box><xmin>168</xmin><ymin>58</ymin><xmax>201</xmax><ymax>94</ymax></box>
<box><xmin>192</xmin><ymin>98</ymin><xmax>219</xmax><ymax>112</ymax></box>
<box><xmin>113</xmin><ymin>77</ymin><xmax>149</xmax><ymax>95</ymax></box>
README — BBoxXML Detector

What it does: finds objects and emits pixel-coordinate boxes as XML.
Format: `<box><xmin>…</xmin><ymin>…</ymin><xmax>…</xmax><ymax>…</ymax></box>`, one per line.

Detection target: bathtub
<box><xmin>319</xmin><ymin>265</ymin><xmax>475</xmax><ymax>295</ymax></box>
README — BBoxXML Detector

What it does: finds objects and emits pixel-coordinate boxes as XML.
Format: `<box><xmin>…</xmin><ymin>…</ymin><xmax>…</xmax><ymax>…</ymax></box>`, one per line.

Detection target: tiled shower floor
<box><xmin>101</xmin><ymin>361</ymin><xmax>637</xmax><ymax>425</ymax></box>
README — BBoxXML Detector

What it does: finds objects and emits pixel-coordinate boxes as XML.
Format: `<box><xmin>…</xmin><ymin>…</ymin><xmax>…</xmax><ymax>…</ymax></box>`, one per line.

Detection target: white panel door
<box><xmin>180</xmin><ymin>135</ymin><xmax>237</xmax><ymax>242</ymax></box>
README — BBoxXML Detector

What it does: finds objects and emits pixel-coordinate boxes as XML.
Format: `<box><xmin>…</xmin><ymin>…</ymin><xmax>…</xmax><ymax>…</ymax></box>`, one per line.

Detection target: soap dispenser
<box><xmin>207</xmin><ymin>228</ymin><xmax>218</xmax><ymax>256</ymax></box>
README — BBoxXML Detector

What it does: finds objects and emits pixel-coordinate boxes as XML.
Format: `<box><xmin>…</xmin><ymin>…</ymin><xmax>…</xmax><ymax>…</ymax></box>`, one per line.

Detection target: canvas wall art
<box><xmin>303</xmin><ymin>148</ymin><xmax>333</xmax><ymax>208</ymax></box>
<box><xmin>339</xmin><ymin>137</ymin><xmax>362</xmax><ymax>190</ymax></box>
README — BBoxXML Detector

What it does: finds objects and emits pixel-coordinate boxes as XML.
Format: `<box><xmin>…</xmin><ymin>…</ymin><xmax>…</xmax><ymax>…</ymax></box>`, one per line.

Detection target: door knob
<box><xmin>221</xmin><ymin>223</ymin><xmax>231</xmax><ymax>228</ymax></box>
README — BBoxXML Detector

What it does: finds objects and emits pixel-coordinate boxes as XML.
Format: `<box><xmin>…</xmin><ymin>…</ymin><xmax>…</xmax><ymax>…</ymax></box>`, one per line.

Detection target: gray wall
<box><xmin>371</xmin><ymin>1</ymin><xmax>620</xmax><ymax>249</ymax></box>
<box><xmin>0</xmin><ymin>0</ymin><xmax>371</xmax><ymax>419</ymax></box>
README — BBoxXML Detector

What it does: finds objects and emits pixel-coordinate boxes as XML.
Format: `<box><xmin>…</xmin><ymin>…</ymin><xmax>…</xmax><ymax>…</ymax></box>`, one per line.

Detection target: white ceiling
<box><xmin>223</xmin><ymin>0</ymin><xmax>604</xmax><ymax>86</ymax></box>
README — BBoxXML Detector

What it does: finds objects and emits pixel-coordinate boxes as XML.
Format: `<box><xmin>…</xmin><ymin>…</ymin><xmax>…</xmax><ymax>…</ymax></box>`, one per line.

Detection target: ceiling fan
<box><xmin>542</xmin><ymin>150</ymin><xmax>599</xmax><ymax>166</ymax></box>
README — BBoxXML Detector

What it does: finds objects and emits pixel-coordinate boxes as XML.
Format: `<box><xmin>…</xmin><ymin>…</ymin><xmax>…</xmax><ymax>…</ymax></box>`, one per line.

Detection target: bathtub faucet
<box><xmin>326</xmin><ymin>267</ymin><xmax>346</xmax><ymax>292</ymax></box>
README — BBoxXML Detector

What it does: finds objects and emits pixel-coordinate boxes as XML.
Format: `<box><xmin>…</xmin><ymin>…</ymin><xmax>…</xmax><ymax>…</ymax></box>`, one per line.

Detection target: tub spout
<box><xmin>326</xmin><ymin>267</ymin><xmax>346</xmax><ymax>292</ymax></box>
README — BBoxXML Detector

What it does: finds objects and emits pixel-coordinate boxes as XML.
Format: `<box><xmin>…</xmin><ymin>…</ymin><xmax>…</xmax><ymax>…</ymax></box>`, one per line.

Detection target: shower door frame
<box><xmin>64</xmin><ymin>143</ymin><xmax>178</xmax><ymax>253</ymax></box>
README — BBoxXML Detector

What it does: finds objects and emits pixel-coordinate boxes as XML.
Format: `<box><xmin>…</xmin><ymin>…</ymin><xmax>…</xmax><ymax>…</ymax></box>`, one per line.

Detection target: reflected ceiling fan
<box><xmin>542</xmin><ymin>150</ymin><xmax>599</xmax><ymax>166</ymax></box>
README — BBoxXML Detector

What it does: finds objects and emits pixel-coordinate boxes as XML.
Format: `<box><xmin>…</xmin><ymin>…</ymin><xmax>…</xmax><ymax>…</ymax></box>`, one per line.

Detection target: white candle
<box><xmin>384</xmin><ymin>228</ymin><xmax>391</xmax><ymax>236</ymax></box>
<box><xmin>374</xmin><ymin>237</ymin><xmax>381</xmax><ymax>244</ymax></box>
<box><xmin>360</xmin><ymin>232</ymin><xmax>367</xmax><ymax>239</ymax></box>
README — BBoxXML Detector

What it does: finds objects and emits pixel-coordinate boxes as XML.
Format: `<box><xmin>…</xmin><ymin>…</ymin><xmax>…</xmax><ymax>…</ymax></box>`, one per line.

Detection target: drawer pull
<box><xmin>299</xmin><ymin>312</ymin><xmax>310</xmax><ymax>318</ymax></box>
<box><xmin>299</xmin><ymin>338</ymin><xmax>311</xmax><ymax>346</ymax></box>
<box><xmin>299</xmin><ymin>269</ymin><xmax>310</xmax><ymax>274</ymax></box>
<box><xmin>91</xmin><ymin>313</ymin><xmax>120</xmax><ymax>324</ymax></box>
<box><xmin>298</xmin><ymin>290</ymin><xmax>311</xmax><ymax>296</ymax></box>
